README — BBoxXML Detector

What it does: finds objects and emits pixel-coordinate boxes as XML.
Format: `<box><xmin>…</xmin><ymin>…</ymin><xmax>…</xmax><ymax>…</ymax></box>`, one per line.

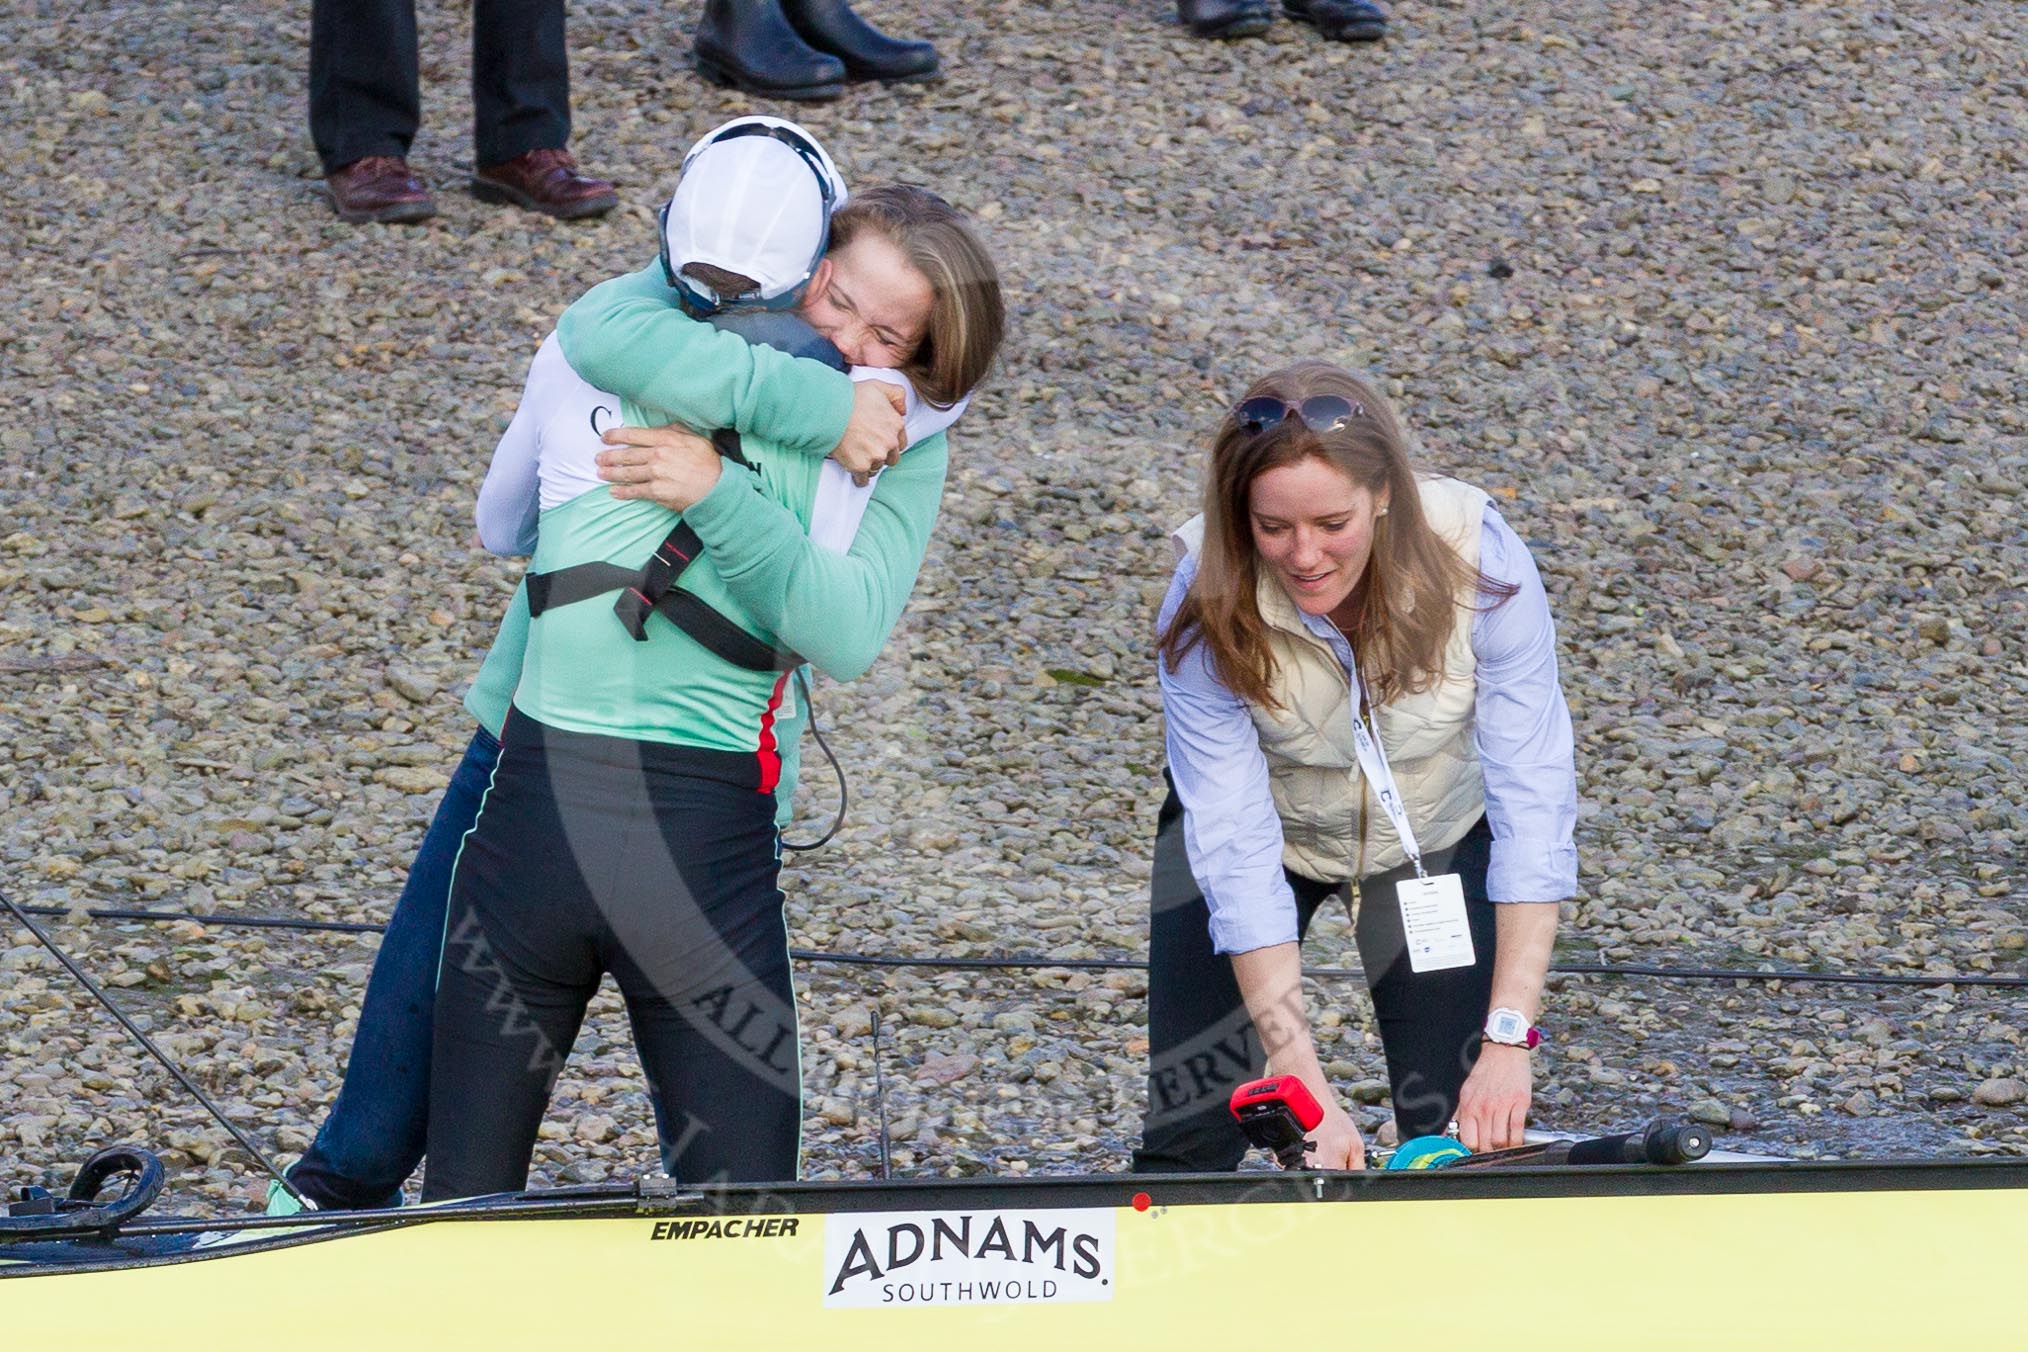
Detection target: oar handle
<box><xmin>1442</xmin><ymin>1117</ymin><xmax>1714</xmax><ymax>1170</ymax></box>
<box><xmin>1561</xmin><ymin>1117</ymin><xmax>1713</xmax><ymax>1167</ymax></box>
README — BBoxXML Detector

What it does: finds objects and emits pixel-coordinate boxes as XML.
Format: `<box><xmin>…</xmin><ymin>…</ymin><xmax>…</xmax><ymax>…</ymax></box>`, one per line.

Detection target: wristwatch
<box><xmin>1483</xmin><ymin>1007</ymin><xmax>1542</xmax><ymax>1050</ymax></box>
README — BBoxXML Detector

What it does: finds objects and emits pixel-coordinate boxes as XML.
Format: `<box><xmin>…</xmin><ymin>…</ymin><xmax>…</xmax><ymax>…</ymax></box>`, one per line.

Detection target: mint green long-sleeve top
<box><xmin>462</xmin><ymin>263</ymin><xmax>950</xmax><ymax>815</ymax></box>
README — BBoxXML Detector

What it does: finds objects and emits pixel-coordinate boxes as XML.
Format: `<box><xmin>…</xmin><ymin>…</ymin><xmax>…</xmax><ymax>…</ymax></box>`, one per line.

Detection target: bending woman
<box><xmin>1134</xmin><ymin>360</ymin><xmax>1575</xmax><ymax>1172</ymax></box>
<box><xmin>422</xmin><ymin>186</ymin><xmax>1003</xmax><ymax>1199</ymax></box>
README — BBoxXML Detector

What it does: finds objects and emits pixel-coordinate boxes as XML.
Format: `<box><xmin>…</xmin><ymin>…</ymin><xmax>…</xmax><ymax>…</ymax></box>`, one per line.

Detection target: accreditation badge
<box><xmin>1397</xmin><ymin>873</ymin><xmax>1474</xmax><ymax>973</ymax></box>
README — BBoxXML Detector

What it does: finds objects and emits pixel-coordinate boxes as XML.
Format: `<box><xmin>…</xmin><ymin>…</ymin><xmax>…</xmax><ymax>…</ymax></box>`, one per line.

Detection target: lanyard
<box><xmin>1347</xmin><ymin>664</ymin><xmax>1427</xmax><ymax>879</ymax></box>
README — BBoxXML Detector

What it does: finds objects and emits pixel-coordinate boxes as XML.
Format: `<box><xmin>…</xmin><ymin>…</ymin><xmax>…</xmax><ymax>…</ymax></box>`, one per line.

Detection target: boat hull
<box><xmin>5</xmin><ymin>1161</ymin><xmax>2024</xmax><ymax>1348</ymax></box>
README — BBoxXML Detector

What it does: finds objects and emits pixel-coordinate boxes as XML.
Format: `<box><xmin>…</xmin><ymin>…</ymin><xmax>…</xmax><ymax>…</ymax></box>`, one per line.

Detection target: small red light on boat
<box><xmin>1131</xmin><ymin>1192</ymin><xmax>1151</xmax><ymax>1212</ymax></box>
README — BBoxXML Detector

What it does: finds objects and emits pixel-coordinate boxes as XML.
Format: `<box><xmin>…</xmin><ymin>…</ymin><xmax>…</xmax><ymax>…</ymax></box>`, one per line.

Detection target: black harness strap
<box><xmin>524</xmin><ymin>516</ymin><xmax>803</xmax><ymax>674</ymax></box>
<box><xmin>526</xmin><ymin>518</ymin><xmax>705</xmax><ymax>641</ymax></box>
<box><xmin>711</xmin><ymin>428</ymin><xmax>753</xmax><ymax>468</ymax></box>
<box><xmin>524</xmin><ymin>561</ymin><xmax>635</xmax><ymax>618</ymax></box>
<box><xmin>653</xmin><ymin>590</ymin><xmax>802</xmax><ymax>673</ymax></box>
<box><xmin>611</xmin><ymin>519</ymin><xmax>707</xmax><ymax>640</ymax></box>
<box><xmin>520</xmin><ymin>415</ymin><xmax>810</xmax><ymax>672</ymax></box>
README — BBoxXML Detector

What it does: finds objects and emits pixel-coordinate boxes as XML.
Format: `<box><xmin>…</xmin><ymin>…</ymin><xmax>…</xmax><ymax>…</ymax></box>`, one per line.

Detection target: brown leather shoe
<box><xmin>324</xmin><ymin>156</ymin><xmax>435</xmax><ymax>225</ymax></box>
<box><xmin>470</xmin><ymin>148</ymin><xmax>618</xmax><ymax>220</ymax></box>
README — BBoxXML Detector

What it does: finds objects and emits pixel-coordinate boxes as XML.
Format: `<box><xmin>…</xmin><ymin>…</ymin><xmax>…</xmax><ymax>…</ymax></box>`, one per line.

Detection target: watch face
<box><xmin>1487</xmin><ymin>1010</ymin><xmax>1526</xmax><ymax>1042</ymax></box>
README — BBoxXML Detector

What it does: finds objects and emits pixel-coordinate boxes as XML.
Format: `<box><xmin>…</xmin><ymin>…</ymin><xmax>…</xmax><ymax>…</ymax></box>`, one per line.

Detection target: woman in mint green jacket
<box><xmin>421</xmin><ymin>187</ymin><xmax>1003</xmax><ymax>1200</ymax></box>
<box><xmin>276</xmin><ymin>162</ymin><xmax>953</xmax><ymax>1213</ymax></box>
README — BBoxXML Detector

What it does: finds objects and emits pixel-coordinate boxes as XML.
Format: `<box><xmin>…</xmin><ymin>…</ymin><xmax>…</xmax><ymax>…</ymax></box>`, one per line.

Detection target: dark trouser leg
<box><xmin>471</xmin><ymin>0</ymin><xmax>570</xmax><ymax>168</ymax></box>
<box><xmin>603</xmin><ymin>774</ymin><xmax>800</xmax><ymax>1184</ymax></box>
<box><xmin>1354</xmin><ymin>817</ymin><xmax>1498</xmax><ymax>1140</ymax></box>
<box><xmin>421</xmin><ymin>723</ymin><xmax>600</xmax><ymax>1202</ymax></box>
<box><xmin>288</xmin><ymin>726</ymin><xmax>501</xmax><ymax>1210</ymax></box>
<box><xmin>1134</xmin><ymin>782</ymin><xmax>1333</xmax><ymax>1173</ymax></box>
<box><xmin>309</xmin><ymin>0</ymin><xmax>421</xmax><ymax>172</ymax></box>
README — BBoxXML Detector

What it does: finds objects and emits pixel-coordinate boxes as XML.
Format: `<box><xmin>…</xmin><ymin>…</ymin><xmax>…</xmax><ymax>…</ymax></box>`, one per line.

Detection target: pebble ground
<box><xmin>2</xmin><ymin>0</ymin><xmax>2023</xmax><ymax>1209</ymax></box>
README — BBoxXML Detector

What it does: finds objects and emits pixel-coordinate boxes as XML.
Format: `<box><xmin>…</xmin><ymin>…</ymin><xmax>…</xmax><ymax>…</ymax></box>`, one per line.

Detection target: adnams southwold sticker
<box><xmin>822</xmin><ymin>1208</ymin><xmax>1116</xmax><ymax>1308</ymax></box>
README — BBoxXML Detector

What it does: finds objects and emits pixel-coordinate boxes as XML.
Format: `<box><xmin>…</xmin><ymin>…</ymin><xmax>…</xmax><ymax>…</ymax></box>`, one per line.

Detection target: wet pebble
<box><xmin>1973</xmin><ymin>1079</ymin><xmax>2026</xmax><ymax>1109</ymax></box>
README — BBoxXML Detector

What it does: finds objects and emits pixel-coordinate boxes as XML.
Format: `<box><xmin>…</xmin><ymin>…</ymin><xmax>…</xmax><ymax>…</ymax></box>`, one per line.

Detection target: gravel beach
<box><xmin>2</xmin><ymin>0</ymin><xmax>2023</xmax><ymax>1210</ymax></box>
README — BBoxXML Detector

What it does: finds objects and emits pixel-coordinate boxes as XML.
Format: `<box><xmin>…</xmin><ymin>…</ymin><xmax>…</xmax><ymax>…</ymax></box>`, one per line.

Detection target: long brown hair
<box><xmin>828</xmin><ymin>185</ymin><xmax>1004</xmax><ymax>408</ymax></box>
<box><xmin>1160</xmin><ymin>361</ymin><xmax>1516</xmax><ymax>710</ymax></box>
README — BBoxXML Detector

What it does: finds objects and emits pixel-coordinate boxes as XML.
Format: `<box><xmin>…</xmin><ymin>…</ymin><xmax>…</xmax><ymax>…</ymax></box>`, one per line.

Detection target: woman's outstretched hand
<box><xmin>1454</xmin><ymin>1043</ymin><xmax>1532</xmax><ymax>1151</ymax></box>
<box><xmin>833</xmin><ymin>381</ymin><xmax>908</xmax><ymax>484</ymax></box>
<box><xmin>597</xmin><ymin>424</ymin><xmax>721</xmax><ymax>512</ymax></box>
<box><xmin>1228</xmin><ymin>944</ymin><xmax>1366</xmax><ymax>1171</ymax></box>
<box><xmin>1303</xmin><ymin>1097</ymin><xmax>1367</xmax><ymax>1170</ymax></box>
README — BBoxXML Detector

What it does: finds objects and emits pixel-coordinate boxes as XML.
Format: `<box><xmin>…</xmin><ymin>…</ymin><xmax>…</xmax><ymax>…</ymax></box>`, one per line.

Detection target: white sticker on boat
<box><xmin>822</xmin><ymin>1208</ymin><xmax>1115</xmax><ymax>1309</ymax></box>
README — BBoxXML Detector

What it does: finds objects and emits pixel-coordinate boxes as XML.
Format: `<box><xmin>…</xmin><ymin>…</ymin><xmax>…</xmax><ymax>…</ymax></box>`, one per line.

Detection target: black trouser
<box><xmin>309</xmin><ymin>0</ymin><xmax>570</xmax><ymax>173</ymax></box>
<box><xmin>1134</xmin><ymin>784</ymin><xmax>1498</xmax><ymax>1172</ymax></box>
<box><xmin>422</xmin><ymin>708</ymin><xmax>799</xmax><ymax>1200</ymax></box>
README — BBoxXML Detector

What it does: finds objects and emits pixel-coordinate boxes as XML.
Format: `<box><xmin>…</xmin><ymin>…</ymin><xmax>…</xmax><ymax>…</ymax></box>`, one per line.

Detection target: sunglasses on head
<box><xmin>1232</xmin><ymin>395</ymin><xmax>1363</xmax><ymax>436</ymax></box>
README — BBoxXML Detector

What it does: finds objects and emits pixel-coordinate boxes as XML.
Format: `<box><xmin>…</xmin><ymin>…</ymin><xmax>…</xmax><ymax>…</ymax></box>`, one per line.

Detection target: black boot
<box><xmin>1179</xmin><ymin>0</ymin><xmax>1272</xmax><ymax>38</ymax></box>
<box><xmin>693</xmin><ymin>0</ymin><xmax>848</xmax><ymax>100</ymax></box>
<box><xmin>779</xmin><ymin>0</ymin><xmax>940</xmax><ymax>82</ymax></box>
<box><xmin>1283</xmin><ymin>0</ymin><xmax>1386</xmax><ymax>41</ymax></box>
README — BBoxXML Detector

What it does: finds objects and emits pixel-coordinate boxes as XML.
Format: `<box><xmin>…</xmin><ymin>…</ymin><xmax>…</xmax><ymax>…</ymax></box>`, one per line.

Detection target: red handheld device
<box><xmin>1228</xmin><ymin>1075</ymin><xmax>1324</xmax><ymax>1168</ymax></box>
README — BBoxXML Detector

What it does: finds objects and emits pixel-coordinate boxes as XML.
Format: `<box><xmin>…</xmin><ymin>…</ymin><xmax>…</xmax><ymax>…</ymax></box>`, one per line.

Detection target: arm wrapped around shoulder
<box><xmin>681</xmin><ymin>432</ymin><xmax>951</xmax><ymax>681</ymax></box>
<box><xmin>556</xmin><ymin>263</ymin><xmax>856</xmax><ymax>457</ymax></box>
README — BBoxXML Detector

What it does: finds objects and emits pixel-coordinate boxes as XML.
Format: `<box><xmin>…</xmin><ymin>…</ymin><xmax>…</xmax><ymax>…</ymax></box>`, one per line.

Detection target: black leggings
<box><xmin>422</xmin><ymin>708</ymin><xmax>799</xmax><ymax>1200</ymax></box>
<box><xmin>1134</xmin><ymin>783</ymin><xmax>1498</xmax><ymax>1172</ymax></box>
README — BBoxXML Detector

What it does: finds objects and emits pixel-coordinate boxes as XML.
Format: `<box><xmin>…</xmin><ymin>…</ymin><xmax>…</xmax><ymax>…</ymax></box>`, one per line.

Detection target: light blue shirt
<box><xmin>1159</xmin><ymin>504</ymin><xmax>1578</xmax><ymax>955</ymax></box>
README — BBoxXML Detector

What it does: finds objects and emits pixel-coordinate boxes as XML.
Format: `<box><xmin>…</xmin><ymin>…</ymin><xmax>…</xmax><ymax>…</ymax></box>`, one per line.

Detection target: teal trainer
<box><xmin>264</xmin><ymin>1179</ymin><xmax>315</xmax><ymax>1216</ymax></box>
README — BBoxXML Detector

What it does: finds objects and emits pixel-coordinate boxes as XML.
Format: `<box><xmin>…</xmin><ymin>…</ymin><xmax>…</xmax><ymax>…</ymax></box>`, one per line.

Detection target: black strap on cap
<box><xmin>661</xmin><ymin>120</ymin><xmax>839</xmax><ymax>312</ymax></box>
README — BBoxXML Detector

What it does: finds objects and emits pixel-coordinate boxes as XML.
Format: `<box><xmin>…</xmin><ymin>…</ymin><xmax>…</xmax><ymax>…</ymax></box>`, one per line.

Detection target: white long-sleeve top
<box><xmin>474</xmin><ymin>331</ymin><xmax>965</xmax><ymax>557</ymax></box>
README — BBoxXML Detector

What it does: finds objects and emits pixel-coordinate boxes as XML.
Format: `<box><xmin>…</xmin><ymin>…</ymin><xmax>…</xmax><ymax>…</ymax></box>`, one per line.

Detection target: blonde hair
<box><xmin>828</xmin><ymin>185</ymin><xmax>1004</xmax><ymax>408</ymax></box>
<box><xmin>1161</xmin><ymin>361</ymin><xmax>1515</xmax><ymax>710</ymax></box>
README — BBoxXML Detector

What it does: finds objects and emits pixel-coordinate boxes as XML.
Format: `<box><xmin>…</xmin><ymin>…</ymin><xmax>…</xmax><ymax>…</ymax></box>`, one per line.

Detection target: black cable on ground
<box><xmin>18</xmin><ymin>904</ymin><xmax>383</xmax><ymax>935</ymax></box>
<box><xmin>1546</xmin><ymin>961</ymin><xmax>2028</xmax><ymax>989</ymax></box>
<box><xmin>15</xmin><ymin>903</ymin><xmax>2028</xmax><ymax>989</ymax></box>
<box><xmin>0</xmin><ymin>892</ymin><xmax>313</xmax><ymax>1207</ymax></box>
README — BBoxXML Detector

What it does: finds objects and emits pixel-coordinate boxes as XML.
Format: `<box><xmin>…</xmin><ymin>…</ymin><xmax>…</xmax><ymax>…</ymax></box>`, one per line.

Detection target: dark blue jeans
<box><xmin>287</xmin><ymin>726</ymin><xmax>501</xmax><ymax>1210</ymax></box>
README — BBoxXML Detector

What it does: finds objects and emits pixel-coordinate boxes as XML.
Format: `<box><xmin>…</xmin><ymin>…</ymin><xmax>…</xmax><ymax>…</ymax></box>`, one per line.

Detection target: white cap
<box><xmin>662</xmin><ymin>117</ymin><xmax>848</xmax><ymax>307</ymax></box>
